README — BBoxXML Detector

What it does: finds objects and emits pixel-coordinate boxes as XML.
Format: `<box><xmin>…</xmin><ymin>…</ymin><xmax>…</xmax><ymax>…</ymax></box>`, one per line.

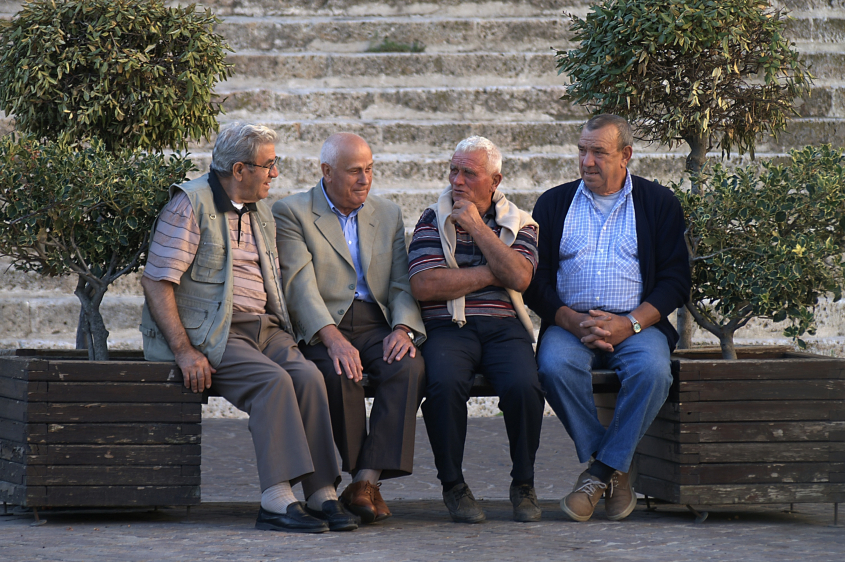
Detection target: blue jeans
<box><xmin>537</xmin><ymin>325</ymin><xmax>672</xmax><ymax>472</ymax></box>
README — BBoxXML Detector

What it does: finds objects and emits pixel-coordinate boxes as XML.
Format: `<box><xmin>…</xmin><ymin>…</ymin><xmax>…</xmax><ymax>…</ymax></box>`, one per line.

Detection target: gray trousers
<box><xmin>301</xmin><ymin>300</ymin><xmax>425</xmax><ymax>479</ymax></box>
<box><xmin>211</xmin><ymin>313</ymin><xmax>340</xmax><ymax>496</ymax></box>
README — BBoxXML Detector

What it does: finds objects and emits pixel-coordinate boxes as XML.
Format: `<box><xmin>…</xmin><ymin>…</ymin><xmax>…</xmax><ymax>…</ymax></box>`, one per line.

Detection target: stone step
<box><xmin>212</xmin><ymin>14</ymin><xmax>843</xmax><ymax>54</ymax></box>
<box><xmin>180</xmin><ymin>0</ymin><xmax>843</xmax><ymax>18</ymax></box>
<box><xmin>217</xmin><ymin>84</ymin><xmax>845</xmax><ymax>121</ymax></box>
<box><xmin>226</xmin><ymin>50</ymin><xmax>845</xmax><ymax>87</ymax></box>
<box><xmin>182</xmin><ymin>0</ymin><xmax>575</xmax><ymax>17</ymax></box>
<box><xmin>216</xmin><ymin>15</ymin><xmax>573</xmax><ymax>54</ymax></box>
<box><xmin>186</xmin><ymin>117</ymin><xmax>845</xmax><ymax>157</ymax></box>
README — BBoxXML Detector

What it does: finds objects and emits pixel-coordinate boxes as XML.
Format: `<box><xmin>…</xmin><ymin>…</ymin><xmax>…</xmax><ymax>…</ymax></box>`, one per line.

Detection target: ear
<box><xmin>232</xmin><ymin>162</ymin><xmax>246</xmax><ymax>182</ymax></box>
<box><xmin>490</xmin><ymin>172</ymin><xmax>503</xmax><ymax>191</ymax></box>
<box><xmin>620</xmin><ymin>146</ymin><xmax>633</xmax><ymax>168</ymax></box>
<box><xmin>321</xmin><ymin>162</ymin><xmax>332</xmax><ymax>183</ymax></box>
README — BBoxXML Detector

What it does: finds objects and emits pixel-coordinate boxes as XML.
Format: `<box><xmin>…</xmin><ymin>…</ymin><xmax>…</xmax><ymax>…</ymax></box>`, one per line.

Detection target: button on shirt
<box><xmin>321</xmin><ymin>180</ymin><xmax>373</xmax><ymax>303</ymax></box>
<box><xmin>556</xmin><ymin>171</ymin><xmax>642</xmax><ymax>313</ymax></box>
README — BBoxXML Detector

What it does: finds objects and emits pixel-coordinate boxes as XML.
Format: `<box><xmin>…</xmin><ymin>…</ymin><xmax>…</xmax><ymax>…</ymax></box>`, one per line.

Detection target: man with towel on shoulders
<box><xmin>408</xmin><ymin>136</ymin><xmax>545</xmax><ymax>524</ymax></box>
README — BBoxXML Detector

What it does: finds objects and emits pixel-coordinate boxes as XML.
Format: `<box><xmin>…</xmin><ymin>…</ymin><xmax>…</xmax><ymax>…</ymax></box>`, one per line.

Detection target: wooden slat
<box><xmin>633</xmin><ymin>455</ymin><xmax>845</xmax><ymax>485</ymax></box>
<box><xmin>0</xmin><ymin>376</ymin><xmax>36</xmax><ymax>401</ymax></box>
<box><xmin>0</xmin><ymin>479</ymin><xmax>31</xmax><ymax>505</ymax></box>
<box><xmin>0</xmin><ymin>418</ymin><xmax>30</xmax><ymax>444</ymax></box>
<box><xmin>38</xmin><ymin>361</ymin><xmax>183</xmax><ymax>383</ymax></box>
<box><xmin>29</xmin><ymin>485</ymin><xmax>200</xmax><ymax>507</ymax></box>
<box><xmin>25</xmin><ymin>382</ymin><xmax>201</xmax><ymax>403</ymax></box>
<box><xmin>0</xmin><ymin>356</ymin><xmax>49</xmax><ymax>380</ymax></box>
<box><xmin>0</xmin><ymin>396</ymin><xmax>27</xmax><ymax>423</ymax></box>
<box><xmin>0</xmin><ymin>439</ymin><xmax>27</xmax><ymax>464</ymax></box>
<box><xmin>677</xmin><ymin>379</ymin><xmax>845</xmax><ymax>402</ymax></box>
<box><xmin>673</xmin><ymin>400</ymin><xmax>843</xmax><ymax>422</ymax></box>
<box><xmin>635</xmin><ymin>479</ymin><xmax>845</xmax><ymax>505</ymax></box>
<box><xmin>672</xmin><ymin>345</ymin><xmax>793</xmax><ymax>360</ymax></box>
<box><xmin>682</xmin><ymin>421</ymin><xmax>844</xmax><ymax>443</ymax></box>
<box><xmin>674</xmin><ymin>358</ymin><xmax>845</xmax><ymax>382</ymax></box>
<box><xmin>23</xmin><ymin>465</ymin><xmax>201</xmax><ymax>486</ymax></box>
<box><xmin>25</xmin><ymin>444</ymin><xmax>201</xmax><ymax>466</ymax></box>
<box><xmin>22</xmin><ymin>402</ymin><xmax>201</xmax><ymax>423</ymax></box>
<box><xmin>32</xmin><ymin>423</ymin><xmax>201</xmax><ymax>445</ymax></box>
<box><xmin>0</xmin><ymin>459</ymin><xmax>26</xmax><ymax>485</ymax></box>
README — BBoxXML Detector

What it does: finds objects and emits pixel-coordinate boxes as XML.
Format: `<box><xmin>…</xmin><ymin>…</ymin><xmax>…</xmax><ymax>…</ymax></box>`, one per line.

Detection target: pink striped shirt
<box><xmin>144</xmin><ymin>191</ymin><xmax>271</xmax><ymax>314</ymax></box>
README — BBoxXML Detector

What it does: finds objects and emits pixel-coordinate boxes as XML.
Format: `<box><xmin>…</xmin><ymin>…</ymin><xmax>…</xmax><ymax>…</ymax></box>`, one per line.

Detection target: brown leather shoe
<box><xmin>560</xmin><ymin>469</ymin><xmax>606</xmax><ymax>522</ymax></box>
<box><xmin>371</xmin><ymin>483</ymin><xmax>392</xmax><ymax>522</ymax></box>
<box><xmin>605</xmin><ymin>471</ymin><xmax>637</xmax><ymax>521</ymax></box>
<box><xmin>340</xmin><ymin>481</ymin><xmax>377</xmax><ymax>524</ymax></box>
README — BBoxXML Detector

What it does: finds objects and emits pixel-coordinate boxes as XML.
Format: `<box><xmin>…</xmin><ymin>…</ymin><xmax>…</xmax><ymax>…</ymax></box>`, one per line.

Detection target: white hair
<box><xmin>453</xmin><ymin>136</ymin><xmax>502</xmax><ymax>175</ymax></box>
<box><xmin>211</xmin><ymin>122</ymin><xmax>278</xmax><ymax>175</ymax></box>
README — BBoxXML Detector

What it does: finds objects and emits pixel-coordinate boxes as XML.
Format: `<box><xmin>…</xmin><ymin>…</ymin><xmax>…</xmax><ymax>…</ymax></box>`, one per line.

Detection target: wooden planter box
<box><xmin>0</xmin><ymin>350</ymin><xmax>202</xmax><ymax>508</ymax></box>
<box><xmin>597</xmin><ymin>346</ymin><xmax>845</xmax><ymax>507</ymax></box>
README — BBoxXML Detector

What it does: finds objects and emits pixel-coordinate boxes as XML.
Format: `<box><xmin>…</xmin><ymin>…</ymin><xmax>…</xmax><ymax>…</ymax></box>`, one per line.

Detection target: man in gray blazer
<box><xmin>272</xmin><ymin>133</ymin><xmax>426</xmax><ymax>524</ymax></box>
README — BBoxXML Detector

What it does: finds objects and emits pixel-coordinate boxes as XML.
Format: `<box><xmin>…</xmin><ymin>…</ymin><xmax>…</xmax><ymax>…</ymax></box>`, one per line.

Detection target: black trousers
<box><xmin>421</xmin><ymin>316</ymin><xmax>544</xmax><ymax>484</ymax></box>
<box><xmin>300</xmin><ymin>300</ymin><xmax>426</xmax><ymax>479</ymax></box>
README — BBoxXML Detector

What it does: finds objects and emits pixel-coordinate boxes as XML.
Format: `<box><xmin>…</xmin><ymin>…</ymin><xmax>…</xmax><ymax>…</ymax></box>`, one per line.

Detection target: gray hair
<box><xmin>453</xmin><ymin>136</ymin><xmax>502</xmax><ymax>175</ymax></box>
<box><xmin>320</xmin><ymin>132</ymin><xmax>368</xmax><ymax>168</ymax></box>
<box><xmin>584</xmin><ymin>114</ymin><xmax>633</xmax><ymax>151</ymax></box>
<box><xmin>211</xmin><ymin>122</ymin><xmax>278</xmax><ymax>175</ymax></box>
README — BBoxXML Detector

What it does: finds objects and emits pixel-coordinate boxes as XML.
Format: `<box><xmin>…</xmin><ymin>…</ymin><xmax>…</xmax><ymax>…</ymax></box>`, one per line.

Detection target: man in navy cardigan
<box><xmin>524</xmin><ymin>114</ymin><xmax>690</xmax><ymax>522</ymax></box>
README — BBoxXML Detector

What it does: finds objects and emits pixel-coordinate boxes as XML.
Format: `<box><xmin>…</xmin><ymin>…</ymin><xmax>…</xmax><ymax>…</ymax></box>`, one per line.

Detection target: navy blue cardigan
<box><xmin>523</xmin><ymin>175</ymin><xmax>691</xmax><ymax>351</ymax></box>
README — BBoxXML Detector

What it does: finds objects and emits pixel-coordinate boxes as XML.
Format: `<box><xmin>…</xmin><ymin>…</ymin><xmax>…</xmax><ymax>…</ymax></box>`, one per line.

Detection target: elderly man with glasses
<box><xmin>140</xmin><ymin>123</ymin><xmax>357</xmax><ymax>534</ymax></box>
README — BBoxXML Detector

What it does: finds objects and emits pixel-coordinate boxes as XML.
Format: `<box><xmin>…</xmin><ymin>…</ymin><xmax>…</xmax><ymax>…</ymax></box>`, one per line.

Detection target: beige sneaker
<box><xmin>605</xmin><ymin>471</ymin><xmax>637</xmax><ymax>521</ymax></box>
<box><xmin>560</xmin><ymin>470</ymin><xmax>606</xmax><ymax>522</ymax></box>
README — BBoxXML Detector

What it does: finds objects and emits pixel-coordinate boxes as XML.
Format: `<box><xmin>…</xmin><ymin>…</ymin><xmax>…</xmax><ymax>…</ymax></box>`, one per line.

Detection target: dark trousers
<box><xmin>421</xmin><ymin>316</ymin><xmax>544</xmax><ymax>484</ymax></box>
<box><xmin>300</xmin><ymin>300</ymin><xmax>426</xmax><ymax>479</ymax></box>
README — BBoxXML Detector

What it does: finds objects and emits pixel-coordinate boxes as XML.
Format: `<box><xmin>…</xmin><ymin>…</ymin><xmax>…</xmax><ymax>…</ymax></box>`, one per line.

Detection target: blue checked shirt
<box><xmin>321</xmin><ymin>180</ymin><xmax>373</xmax><ymax>303</ymax></box>
<box><xmin>556</xmin><ymin>171</ymin><xmax>642</xmax><ymax>313</ymax></box>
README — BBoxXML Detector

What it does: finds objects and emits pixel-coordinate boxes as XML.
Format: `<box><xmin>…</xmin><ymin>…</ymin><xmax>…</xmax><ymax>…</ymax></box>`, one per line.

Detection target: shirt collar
<box><xmin>208</xmin><ymin>170</ymin><xmax>257</xmax><ymax>214</ymax></box>
<box><xmin>320</xmin><ymin>178</ymin><xmax>364</xmax><ymax>218</ymax></box>
<box><xmin>577</xmin><ymin>170</ymin><xmax>633</xmax><ymax>201</ymax></box>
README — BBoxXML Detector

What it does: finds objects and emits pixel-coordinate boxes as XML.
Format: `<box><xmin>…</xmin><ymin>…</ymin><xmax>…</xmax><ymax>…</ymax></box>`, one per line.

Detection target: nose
<box><xmin>269</xmin><ymin>163</ymin><xmax>280</xmax><ymax>178</ymax></box>
<box><xmin>581</xmin><ymin>150</ymin><xmax>595</xmax><ymax>167</ymax></box>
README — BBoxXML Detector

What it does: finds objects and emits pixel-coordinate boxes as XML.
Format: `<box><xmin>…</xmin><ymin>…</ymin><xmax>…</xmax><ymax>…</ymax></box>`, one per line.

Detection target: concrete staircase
<box><xmin>0</xmin><ymin>0</ymin><xmax>843</xmax><ymax>353</ymax></box>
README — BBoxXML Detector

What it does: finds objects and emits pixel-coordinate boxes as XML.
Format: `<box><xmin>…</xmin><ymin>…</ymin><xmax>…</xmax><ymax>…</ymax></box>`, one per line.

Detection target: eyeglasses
<box><xmin>244</xmin><ymin>156</ymin><xmax>281</xmax><ymax>172</ymax></box>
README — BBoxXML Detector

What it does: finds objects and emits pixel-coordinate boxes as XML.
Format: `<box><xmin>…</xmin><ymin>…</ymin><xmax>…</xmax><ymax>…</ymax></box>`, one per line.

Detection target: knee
<box><xmin>623</xmin><ymin>357</ymin><xmax>672</xmax><ymax>395</ymax></box>
<box><xmin>424</xmin><ymin>367</ymin><xmax>467</xmax><ymax>400</ymax></box>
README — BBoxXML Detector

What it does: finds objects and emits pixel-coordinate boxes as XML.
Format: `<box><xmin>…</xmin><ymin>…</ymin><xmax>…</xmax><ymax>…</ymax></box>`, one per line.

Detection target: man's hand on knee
<box><xmin>382</xmin><ymin>327</ymin><xmax>416</xmax><ymax>364</ymax></box>
<box><xmin>319</xmin><ymin>324</ymin><xmax>364</xmax><ymax>382</ymax></box>
<box><xmin>175</xmin><ymin>347</ymin><xmax>216</xmax><ymax>393</ymax></box>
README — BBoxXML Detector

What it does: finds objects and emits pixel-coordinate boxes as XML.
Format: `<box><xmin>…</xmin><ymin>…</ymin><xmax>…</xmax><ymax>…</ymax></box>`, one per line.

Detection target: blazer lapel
<box><xmin>357</xmin><ymin>202</ymin><xmax>379</xmax><ymax>280</ymax></box>
<box><xmin>311</xmin><ymin>183</ymin><xmax>354</xmax><ymax>267</ymax></box>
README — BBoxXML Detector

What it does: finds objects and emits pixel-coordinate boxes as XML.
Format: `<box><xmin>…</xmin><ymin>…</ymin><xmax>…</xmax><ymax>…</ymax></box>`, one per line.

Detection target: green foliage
<box><xmin>0</xmin><ymin>0</ymin><xmax>233</xmax><ymax>152</ymax></box>
<box><xmin>672</xmin><ymin>145</ymin><xmax>845</xmax><ymax>357</ymax></box>
<box><xmin>366</xmin><ymin>36</ymin><xmax>425</xmax><ymax>53</ymax></box>
<box><xmin>555</xmin><ymin>0</ymin><xmax>811</xmax><ymax>160</ymax></box>
<box><xmin>0</xmin><ymin>134</ymin><xmax>193</xmax><ymax>279</ymax></box>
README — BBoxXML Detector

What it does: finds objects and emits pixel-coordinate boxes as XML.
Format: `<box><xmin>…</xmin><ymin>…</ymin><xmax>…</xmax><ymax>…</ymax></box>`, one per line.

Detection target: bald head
<box><xmin>320</xmin><ymin>132</ymin><xmax>374</xmax><ymax>216</ymax></box>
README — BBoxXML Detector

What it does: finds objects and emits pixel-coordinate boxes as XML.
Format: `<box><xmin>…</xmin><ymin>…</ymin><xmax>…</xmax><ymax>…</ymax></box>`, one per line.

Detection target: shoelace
<box><xmin>575</xmin><ymin>477</ymin><xmax>607</xmax><ymax>497</ymax></box>
<box><xmin>514</xmin><ymin>485</ymin><xmax>536</xmax><ymax>501</ymax></box>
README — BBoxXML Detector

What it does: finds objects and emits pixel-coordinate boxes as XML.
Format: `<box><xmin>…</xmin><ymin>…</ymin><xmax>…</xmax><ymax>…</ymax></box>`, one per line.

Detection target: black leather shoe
<box><xmin>255</xmin><ymin>503</ymin><xmax>329</xmax><ymax>533</ymax></box>
<box><xmin>304</xmin><ymin>500</ymin><xmax>359</xmax><ymax>531</ymax></box>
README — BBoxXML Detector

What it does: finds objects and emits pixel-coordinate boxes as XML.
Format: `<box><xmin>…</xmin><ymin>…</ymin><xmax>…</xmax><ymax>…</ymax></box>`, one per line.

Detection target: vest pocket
<box><xmin>192</xmin><ymin>245</ymin><xmax>226</xmax><ymax>283</ymax></box>
<box><xmin>175</xmin><ymin>294</ymin><xmax>219</xmax><ymax>345</ymax></box>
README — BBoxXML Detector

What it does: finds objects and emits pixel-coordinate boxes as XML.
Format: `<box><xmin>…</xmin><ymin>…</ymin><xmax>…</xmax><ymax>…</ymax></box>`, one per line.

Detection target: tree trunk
<box><xmin>676</xmin><ymin>133</ymin><xmax>710</xmax><ymax>349</ymax></box>
<box><xmin>74</xmin><ymin>275</ymin><xmax>110</xmax><ymax>361</ymax></box>
<box><xmin>718</xmin><ymin>331</ymin><xmax>738</xmax><ymax>360</ymax></box>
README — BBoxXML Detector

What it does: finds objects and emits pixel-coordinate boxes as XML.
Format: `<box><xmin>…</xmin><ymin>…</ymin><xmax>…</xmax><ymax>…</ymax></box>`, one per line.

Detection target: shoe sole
<box><xmin>255</xmin><ymin>521</ymin><xmax>328</xmax><ymax>533</ymax></box>
<box><xmin>513</xmin><ymin>511</ymin><xmax>542</xmax><ymax>522</ymax></box>
<box><xmin>373</xmin><ymin>512</ymin><xmax>392</xmax><ymax>523</ymax></box>
<box><xmin>606</xmin><ymin>492</ymin><xmax>637</xmax><ymax>521</ymax></box>
<box><xmin>342</xmin><ymin>501</ymin><xmax>377</xmax><ymax>524</ymax></box>
<box><xmin>560</xmin><ymin>497</ymin><xmax>593</xmax><ymax>522</ymax></box>
<box><xmin>448</xmin><ymin>511</ymin><xmax>486</xmax><ymax>524</ymax></box>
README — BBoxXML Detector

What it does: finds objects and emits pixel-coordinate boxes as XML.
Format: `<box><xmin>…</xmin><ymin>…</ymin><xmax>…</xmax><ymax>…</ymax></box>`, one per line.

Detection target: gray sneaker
<box><xmin>442</xmin><ymin>483</ymin><xmax>486</xmax><ymax>523</ymax></box>
<box><xmin>509</xmin><ymin>484</ymin><xmax>542</xmax><ymax>522</ymax></box>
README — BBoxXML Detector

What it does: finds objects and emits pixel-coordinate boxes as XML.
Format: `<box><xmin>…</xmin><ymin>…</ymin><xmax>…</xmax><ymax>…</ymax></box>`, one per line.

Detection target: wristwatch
<box><xmin>626</xmin><ymin>314</ymin><xmax>642</xmax><ymax>334</ymax></box>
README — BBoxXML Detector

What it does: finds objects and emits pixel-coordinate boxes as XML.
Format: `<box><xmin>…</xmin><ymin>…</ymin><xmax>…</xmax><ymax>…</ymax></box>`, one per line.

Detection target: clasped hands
<box><xmin>570</xmin><ymin>309</ymin><xmax>634</xmax><ymax>352</ymax></box>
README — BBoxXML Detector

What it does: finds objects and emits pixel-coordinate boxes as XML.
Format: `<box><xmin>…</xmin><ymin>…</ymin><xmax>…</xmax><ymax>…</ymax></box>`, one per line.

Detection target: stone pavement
<box><xmin>2</xmin><ymin>418</ymin><xmax>844</xmax><ymax>561</ymax></box>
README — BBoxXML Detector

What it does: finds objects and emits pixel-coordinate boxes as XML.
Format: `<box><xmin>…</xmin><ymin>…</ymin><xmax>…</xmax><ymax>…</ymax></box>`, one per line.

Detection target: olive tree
<box><xmin>554</xmin><ymin>0</ymin><xmax>812</xmax><ymax>347</ymax></box>
<box><xmin>672</xmin><ymin>145</ymin><xmax>845</xmax><ymax>359</ymax></box>
<box><xmin>0</xmin><ymin>0</ymin><xmax>232</xmax><ymax>359</ymax></box>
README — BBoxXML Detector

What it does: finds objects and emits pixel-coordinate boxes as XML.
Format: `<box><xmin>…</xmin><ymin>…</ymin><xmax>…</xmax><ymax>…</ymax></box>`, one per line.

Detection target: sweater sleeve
<box><xmin>524</xmin><ymin>187</ymin><xmax>567</xmax><ymax>328</ymax></box>
<box><xmin>641</xmin><ymin>185</ymin><xmax>691</xmax><ymax>318</ymax></box>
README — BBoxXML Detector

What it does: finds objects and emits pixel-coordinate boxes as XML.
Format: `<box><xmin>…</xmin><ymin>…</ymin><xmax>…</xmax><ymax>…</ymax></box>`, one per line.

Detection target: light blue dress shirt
<box><xmin>556</xmin><ymin>171</ymin><xmax>642</xmax><ymax>313</ymax></box>
<box><xmin>321</xmin><ymin>180</ymin><xmax>374</xmax><ymax>303</ymax></box>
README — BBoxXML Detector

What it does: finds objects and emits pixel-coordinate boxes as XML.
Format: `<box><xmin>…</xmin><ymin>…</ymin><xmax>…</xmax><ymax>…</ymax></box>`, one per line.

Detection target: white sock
<box><xmin>306</xmin><ymin>485</ymin><xmax>338</xmax><ymax>511</ymax></box>
<box><xmin>353</xmin><ymin>469</ymin><xmax>382</xmax><ymax>485</ymax></box>
<box><xmin>261</xmin><ymin>481</ymin><xmax>297</xmax><ymax>514</ymax></box>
